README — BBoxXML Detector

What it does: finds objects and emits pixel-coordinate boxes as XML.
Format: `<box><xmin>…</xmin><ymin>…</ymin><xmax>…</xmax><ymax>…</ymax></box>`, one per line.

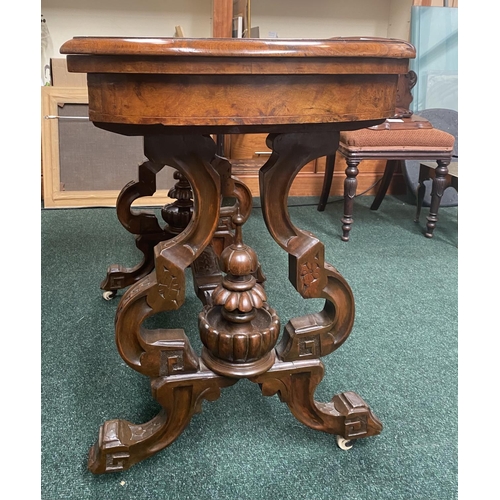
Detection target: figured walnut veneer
<box><xmin>61</xmin><ymin>37</ymin><xmax>413</xmax><ymax>130</ymax></box>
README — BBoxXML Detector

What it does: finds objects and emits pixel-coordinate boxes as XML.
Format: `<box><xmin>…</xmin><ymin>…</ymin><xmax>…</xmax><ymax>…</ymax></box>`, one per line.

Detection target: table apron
<box><xmin>86</xmin><ymin>73</ymin><xmax>398</xmax><ymax>127</ymax></box>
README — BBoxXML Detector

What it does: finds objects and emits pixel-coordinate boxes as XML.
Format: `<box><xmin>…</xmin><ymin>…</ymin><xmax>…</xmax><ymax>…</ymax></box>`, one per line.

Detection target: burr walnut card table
<box><xmin>60</xmin><ymin>36</ymin><xmax>415</xmax><ymax>474</ymax></box>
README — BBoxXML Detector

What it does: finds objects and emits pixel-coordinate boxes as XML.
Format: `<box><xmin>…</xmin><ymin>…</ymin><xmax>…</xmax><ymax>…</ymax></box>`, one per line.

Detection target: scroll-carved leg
<box><xmin>341</xmin><ymin>158</ymin><xmax>360</xmax><ymax>242</ymax></box>
<box><xmin>260</xmin><ymin>132</ymin><xmax>353</xmax><ymax>359</ymax></box>
<box><xmin>101</xmin><ymin>160</ymin><xmax>194</xmax><ymax>295</ymax></box>
<box><xmin>252</xmin><ymin>359</ymin><xmax>382</xmax><ymax>442</ymax></box>
<box><xmin>111</xmin><ymin>134</ymin><xmax>222</xmax><ymax>377</ymax></box>
<box><xmin>100</xmin><ymin>161</ymin><xmax>168</xmax><ymax>295</ymax></box>
<box><xmin>101</xmin><ymin>233</ymin><xmax>165</xmax><ymax>297</ymax></box>
<box><xmin>89</xmin><ymin>134</ymin><xmax>231</xmax><ymax>473</ymax></box>
<box><xmin>258</xmin><ymin>131</ymin><xmax>381</xmax><ymax>444</ymax></box>
<box><xmin>88</xmin><ymin>366</ymin><xmax>236</xmax><ymax>474</ymax></box>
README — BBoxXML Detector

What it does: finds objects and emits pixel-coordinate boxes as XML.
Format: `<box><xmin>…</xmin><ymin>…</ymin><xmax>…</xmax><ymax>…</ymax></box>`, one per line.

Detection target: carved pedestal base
<box><xmin>90</xmin><ymin>132</ymin><xmax>382</xmax><ymax>474</ymax></box>
<box><xmin>201</xmin><ymin>347</ymin><xmax>276</xmax><ymax>378</ymax></box>
<box><xmin>88</xmin><ymin>353</ymin><xmax>381</xmax><ymax>474</ymax></box>
<box><xmin>88</xmin><ymin>366</ymin><xmax>237</xmax><ymax>474</ymax></box>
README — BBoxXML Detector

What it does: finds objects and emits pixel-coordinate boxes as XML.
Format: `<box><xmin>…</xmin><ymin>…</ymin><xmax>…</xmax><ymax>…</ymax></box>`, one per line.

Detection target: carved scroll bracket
<box><xmin>113</xmin><ymin>134</ymin><xmax>223</xmax><ymax>378</ymax></box>
<box><xmin>252</xmin><ymin>358</ymin><xmax>382</xmax><ymax>441</ymax></box>
<box><xmin>259</xmin><ymin>132</ymin><xmax>355</xmax><ymax>362</ymax></box>
<box><xmin>88</xmin><ymin>367</ymin><xmax>237</xmax><ymax>474</ymax></box>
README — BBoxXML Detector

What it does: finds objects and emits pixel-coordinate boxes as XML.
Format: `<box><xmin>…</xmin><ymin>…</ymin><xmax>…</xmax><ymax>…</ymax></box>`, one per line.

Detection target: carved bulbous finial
<box><xmin>161</xmin><ymin>171</ymin><xmax>193</xmax><ymax>233</ymax></box>
<box><xmin>211</xmin><ymin>213</ymin><xmax>265</xmax><ymax>322</ymax></box>
<box><xmin>219</xmin><ymin>238</ymin><xmax>258</xmax><ymax>277</ymax></box>
<box><xmin>199</xmin><ymin>210</ymin><xmax>280</xmax><ymax>375</ymax></box>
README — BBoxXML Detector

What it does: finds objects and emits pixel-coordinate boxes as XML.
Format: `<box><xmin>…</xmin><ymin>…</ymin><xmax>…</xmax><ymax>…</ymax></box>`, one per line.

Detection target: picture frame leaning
<box><xmin>41</xmin><ymin>86</ymin><xmax>175</xmax><ymax>208</ymax></box>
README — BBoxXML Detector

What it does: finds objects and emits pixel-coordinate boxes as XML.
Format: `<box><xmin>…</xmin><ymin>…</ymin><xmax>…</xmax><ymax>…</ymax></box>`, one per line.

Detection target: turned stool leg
<box><xmin>341</xmin><ymin>158</ymin><xmax>360</xmax><ymax>241</ymax></box>
<box><xmin>259</xmin><ymin>131</ymin><xmax>382</xmax><ymax>448</ymax></box>
<box><xmin>424</xmin><ymin>159</ymin><xmax>450</xmax><ymax>238</ymax></box>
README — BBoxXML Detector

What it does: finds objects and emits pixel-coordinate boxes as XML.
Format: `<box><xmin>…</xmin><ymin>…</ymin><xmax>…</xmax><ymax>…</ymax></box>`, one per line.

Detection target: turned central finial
<box><xmin>198</xmin><ymin>209</ymin><xmax>280</xmax><ymax>377</ymax></box>
<box><xmin>161</xmin><ymin>171</ymin><xmax>193</xmax><ymax>233</ymax></box>
<box><xmin>212</xmin><ymin>211</ymin><xmax>265</xmax><ymax>322</ymax></box>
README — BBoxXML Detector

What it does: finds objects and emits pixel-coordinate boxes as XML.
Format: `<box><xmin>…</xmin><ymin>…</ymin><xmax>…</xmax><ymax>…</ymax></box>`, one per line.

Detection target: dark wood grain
<box><xmin>61</xmin><ymin>36</ymin><xmax>415</xmax><ymax>59</ymax></box>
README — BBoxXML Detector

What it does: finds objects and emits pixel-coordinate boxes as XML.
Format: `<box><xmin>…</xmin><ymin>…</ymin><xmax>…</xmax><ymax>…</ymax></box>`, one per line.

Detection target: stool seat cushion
<box><xmin>339</xmin><ymin>127</ymin><xmax>455</xmax><ymax>149</ymax></box>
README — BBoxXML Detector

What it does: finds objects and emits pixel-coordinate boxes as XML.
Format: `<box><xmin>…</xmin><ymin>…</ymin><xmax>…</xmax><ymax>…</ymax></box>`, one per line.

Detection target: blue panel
<box><xmin>410</xmin><ymin>6</ymin><xmax>458</xmax><ymax>112</ymax></box>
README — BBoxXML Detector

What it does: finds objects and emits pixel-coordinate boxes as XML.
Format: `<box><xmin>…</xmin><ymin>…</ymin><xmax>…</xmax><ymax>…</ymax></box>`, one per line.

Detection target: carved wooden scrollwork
<box><xmin>113</xmin><ymin>134</ymin><xmax>222</xmax><ymax>377</ymax></box>
<box><xmin>88</xmin><ymin>368</ymin><xmax>237</xmax><ymax>473</ymax></box>
<box><xmin>252</xmin><ymin>359</ymin><xmax>382</xmax><ymax>441</ymax></box>
<box><xmin>191</xmin><ymin>155</ymin><xmax>264</xmax><ymax>305</ymax></box>
<box><xmin>100</xmin><ymin>160</ymin><xmax>175</xmax><ymax>293</ymax></box>
<box><xmin>259</xmin><ymin>132</ymin><xmax>355</xmax><ymax>362</ymax></box>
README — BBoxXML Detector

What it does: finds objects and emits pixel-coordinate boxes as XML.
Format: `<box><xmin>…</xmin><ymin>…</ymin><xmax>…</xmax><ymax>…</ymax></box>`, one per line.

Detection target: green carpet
<box><xmin>41</xmin><ymin>195</ymin><xmax>458</xmax><ymax>500</ymax></box>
